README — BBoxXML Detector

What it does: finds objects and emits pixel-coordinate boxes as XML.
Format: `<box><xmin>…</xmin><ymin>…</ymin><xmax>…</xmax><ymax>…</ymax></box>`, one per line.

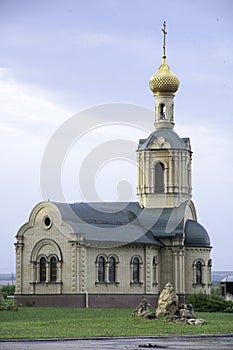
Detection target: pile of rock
<box><xmin>167</xmin><ymin>303</ymin><xmax>205</xmax><ymax>325</ymax></box>
<box><xmin>156</xmin><ymin>283</ymin><xmax>205</xmax><ymax>325</ymax></box>
<box><xmin>132</xmin><ymin>283</ymin><xmax>205</xmax><ymax>325</ymax></box>
<box><xmin>132</xmin><ymin>297</ymin><xmax>156</xmax><ymax>319</ymax></box>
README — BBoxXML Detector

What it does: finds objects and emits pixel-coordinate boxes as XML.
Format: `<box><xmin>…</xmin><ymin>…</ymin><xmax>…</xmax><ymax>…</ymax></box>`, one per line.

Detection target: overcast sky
<box><xmin>0</xmin><ymin>0</ymin><xmax>233</xmax><ymax>274</ymax></box>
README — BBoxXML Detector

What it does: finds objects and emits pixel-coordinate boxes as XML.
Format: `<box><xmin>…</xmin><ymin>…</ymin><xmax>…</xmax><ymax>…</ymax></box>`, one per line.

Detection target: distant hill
<box><xmin>0</xmin><ymin>274</ymin><xmax>15</xmax><ymax>286</ymax></box>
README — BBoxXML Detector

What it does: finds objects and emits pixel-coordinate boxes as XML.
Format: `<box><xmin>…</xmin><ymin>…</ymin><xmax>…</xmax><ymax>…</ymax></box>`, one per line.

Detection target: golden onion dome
<box><xmin>149</xmin><ymin>58</ymin><xmax>180</xmax><ymax>94</ymax></box>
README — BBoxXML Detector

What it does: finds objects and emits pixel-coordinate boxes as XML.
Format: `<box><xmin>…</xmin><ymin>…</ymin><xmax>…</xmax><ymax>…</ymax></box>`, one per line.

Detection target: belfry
<box><xmin>137</xmin><ymin>21</ymin><xmax>192</xmax><ymax>209</ymax></box>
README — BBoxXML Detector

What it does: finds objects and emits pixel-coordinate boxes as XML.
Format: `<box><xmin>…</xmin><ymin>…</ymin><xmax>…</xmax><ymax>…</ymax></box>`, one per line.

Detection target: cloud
<box><xmin>0</xmin><ymin>67</ymin><xmax>73</xmax><ymax>135</ymax></box>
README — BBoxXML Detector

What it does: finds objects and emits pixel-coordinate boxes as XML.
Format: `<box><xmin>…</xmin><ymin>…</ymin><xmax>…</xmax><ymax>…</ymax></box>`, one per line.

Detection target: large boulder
<box><xmin>156</xmin><ymin>283</ymin><xmax>178</xmax><ymax>317</ymax></box>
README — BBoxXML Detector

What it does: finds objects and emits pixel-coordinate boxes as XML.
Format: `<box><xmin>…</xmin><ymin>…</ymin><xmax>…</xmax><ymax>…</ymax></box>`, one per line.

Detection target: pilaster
<box><xmin>15</xmin><ymin>241</ymin><xmax>24</xmax><ymax>294</ymax></box>
<box><xmin>70</xmin><ymin>242</ymin><xmax>77</xmax><ymax>293</ymax></box>
<box><xmin>80</xmin><ymin>245</ymin><xmax>86</xmax><ymax>292</ymax></box>
<box><xmin>145</xmin><ymin>246</ymin><xmax>151</xmax><ymax>293</ymax></box>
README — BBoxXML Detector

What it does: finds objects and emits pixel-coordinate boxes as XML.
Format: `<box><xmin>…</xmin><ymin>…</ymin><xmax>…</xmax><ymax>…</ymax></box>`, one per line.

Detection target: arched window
<box><xmin>196</xmin><ymin>261</ymin><xmax>202</xmax><ymax>285</ymax></box>
<box><xmin>98</xmin><ymin>257</ymin><xmax>105</xmax><ymax>283</ymax></box>
<box><xmin>39</xmin><ymin>257</ymin><xmax>46</xmax><ymax>283</ymax></box>
<box><xmin>50</xmin><ymin>257</ymin><xmax>57</xmax><ymax>283</ymax></box>
<box><xmin>31</xmin><ymin>239</ymin><xmax>62</xmax><ymax>285</ymax></box>
<box><xmin>154</xmin><ymin>162</ymin><xmax>165</xmax><ymax>193</ymax></box>
<box><xmin>133</xmin><ymin>257</ymin><xmax>140</xmax><ymax>283</ymax></box>
<box><xmin>108</xmin><ymin>257</ymin><xmax>116</xmax><ymax>283</ymax></box>
<box><xmin>160</xmin><ymin>103</ymin><xmax>166</xmax><ymax>119</ymax></box>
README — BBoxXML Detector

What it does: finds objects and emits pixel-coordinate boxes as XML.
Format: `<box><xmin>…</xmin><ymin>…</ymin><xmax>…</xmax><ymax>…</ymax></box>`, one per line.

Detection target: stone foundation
<box><xmin>15</xmin><ymin>294</ymin><xmax>159</xmax><ymax>308</ymax></box>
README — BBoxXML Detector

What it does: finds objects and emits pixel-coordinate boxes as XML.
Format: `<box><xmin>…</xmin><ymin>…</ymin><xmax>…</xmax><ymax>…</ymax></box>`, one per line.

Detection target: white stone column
<box><xmin>45</xmin><ymin>262</ymin><xmax>49</xmax><ymax>283</ymax></box>
<box><xmin>188</xmin><ymin>161</ymin><xmax>192</xmax><ymax>195</ymax></box>
<box><xmin>168</xmin><ymin>157</ymin><xmax>173</xmax><ymax>193</ymax></box>
<box><xmin>137</xmin><ymin>152</ymin><xmax>141</xmax><ymax>195</ymax></box>
<box><xmin>179</xmin><ymin>251</ymin><xmax>185</xmax><ymax>293</ymax></box>
<box><xmin>178</xmin><ymin>152</ymin><xmax>182</xmax><ymax>193</ymax></box>
<box><xmin>173</xmin><ymin>151</ymin><xmax>179</xmax><ymax>191</ymax></box>
<box><xmin>145</xmin><ymin>153</ymin><xmax>149</xmax><ymax>193</ymax></box>
<box><xmin>130</xmin><ymin>262</ymin><xmax>133</xmax><ymax>284</ymax></box>
<box><xmin>106</xmin><ymin>262</ymin><xmax>109</xmax><ymax>283</ymax></box>
<box><xmin>139</xmin><ymin>261</ymin><xmax>143</xmax><ymax>285</ymax></box>
<box><xmin>193</xmin><ymin>265</ymin><xmax>196</xmax><ymax>285</ymax></box>
<box><xmin>95</xmin><ymin>262</ymin><xmax>99</xmax><ymax>284</ymax></box>
<box><xmin>36</xmin><ymin>262</ymin><xmax>40</xmax><ymax>283</ymax></box>
<box><xmin>57</xmin><ymin>261</ymin><xmax>62</xmax><ymax>283</ymax></box>
<box><xmin>173</xmin><ymin>251</ymin><xmax>178</xmax><ymax>291</ymax></box>
<box><xmin>151</xmin><ymin>160</ymin><xmax>155</xmax><ymax>194</ymax></box>
<box><xmin>181</xmin><ymin>152</ymin><xmax>186</xmax><ymax>193</ymax></box>
<box><xmin>202</xmin><ymin>264</ymin><xmax>206</xmax><ymax>286</ymax></box>
<box><xmin>164</xmin><ymin>163</ymin><xmax>168</xmax><ymax>193</ymax></box>
<box><xmin>115</xmin><ymin>262</ymin><xmax>119</xmax><ymax>284</ymax></box>
<box><xmin>141</xmin><ymin>153</ymin><xmax>145</xmax><ymax>192</ymax></box>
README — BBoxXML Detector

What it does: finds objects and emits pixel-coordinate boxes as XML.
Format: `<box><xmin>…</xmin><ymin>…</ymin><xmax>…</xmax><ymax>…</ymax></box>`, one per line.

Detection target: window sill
<box><xmin>130</xmin><ymin>282</ymin><xmax>143</xmax><ymax>286</ymax></box>
<box><xmin>95</xmin><ymin>281</ymin><xmax>120</xmax><ymax>286</ymax></box>
<box><xmin>192</xmin><ymin>283</ymin><xmax>206</xmax><ymax>287</ymax></box>
<box><xmin>30</xmin><ymin>281</ymin><xmax>62</xmax><ymax>285</ymax></box>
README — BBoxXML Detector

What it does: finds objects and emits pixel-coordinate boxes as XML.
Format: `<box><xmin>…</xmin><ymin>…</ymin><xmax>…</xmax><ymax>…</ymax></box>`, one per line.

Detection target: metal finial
<box><xmin>162</xmin><ymin>21</ymin><xmax>167</xmax><ymax>59</ymax></box>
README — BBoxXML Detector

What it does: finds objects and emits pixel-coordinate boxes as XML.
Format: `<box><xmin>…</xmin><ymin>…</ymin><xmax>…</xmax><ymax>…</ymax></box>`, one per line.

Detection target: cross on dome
<box><xmin>162</xmin><ymin>21</ymin><xmax>167</xmax><ymax>59</ymax></box>
<box><xmin>149</xmin><ymin>21</ymin><xmax>179</xmax><ymax>95</ymax></box>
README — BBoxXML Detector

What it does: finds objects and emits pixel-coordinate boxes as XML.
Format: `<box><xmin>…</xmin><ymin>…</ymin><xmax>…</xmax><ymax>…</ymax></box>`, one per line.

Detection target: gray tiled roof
<box><xmin>138</xmin><ymin>128</ymin><xmax>189</xmax><ymax>150</ymax></box>
<box><xmin>184</xmin><ymin>220</ymin><xmax>211</xmax><ymax>247</ymax></box>
<box><xmin>54</xmin><ymin>201</ymin><xmax>188</xmax><ymax>245</ymax></box>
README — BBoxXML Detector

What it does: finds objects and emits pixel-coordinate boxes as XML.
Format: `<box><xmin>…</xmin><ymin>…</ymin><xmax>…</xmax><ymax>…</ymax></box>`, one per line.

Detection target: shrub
<box><xmin>0</xmin><ymin>285</ymin><xmax>15</xmax><ymax>298</ymax></box>
<box><xmin>211</xmin><ymin>286</ymin><xmax>220</xmax><ymax>297</ymax></box>
<box><xmin>186</xmin><ymin>293</ymin><xmax>233</xmax><ymax>313</ymax></box>
<box><xmin>0</xmin><ymin>299</ymin><xmax>18</xmax><ymax>312</ymax></box>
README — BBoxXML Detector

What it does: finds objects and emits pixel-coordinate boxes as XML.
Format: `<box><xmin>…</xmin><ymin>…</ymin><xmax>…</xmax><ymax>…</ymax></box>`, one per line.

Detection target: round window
<box><xmin>43</xmin><ymin>216</ymin><xmax>52</xmax><ymax>229</ymax></box>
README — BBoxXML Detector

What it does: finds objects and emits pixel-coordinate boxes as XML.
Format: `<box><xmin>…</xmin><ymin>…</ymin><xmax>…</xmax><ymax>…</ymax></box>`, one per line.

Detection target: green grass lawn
<box><xmin>0</xmin><ymin>307</ymin><xmax>233</xmax><ymax>339</ymax></box>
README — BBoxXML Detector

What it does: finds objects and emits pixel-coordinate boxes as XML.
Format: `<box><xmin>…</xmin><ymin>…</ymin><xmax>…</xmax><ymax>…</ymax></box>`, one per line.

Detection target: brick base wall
<box><xmin>15</xmin><ymin>294</ymin><xmax>159</xmax><ymax>308</ymax></box>
<box><xmin>15</xmin><ymin>293</ymin><xmax>187</xmax><ymax>308</ymax></box>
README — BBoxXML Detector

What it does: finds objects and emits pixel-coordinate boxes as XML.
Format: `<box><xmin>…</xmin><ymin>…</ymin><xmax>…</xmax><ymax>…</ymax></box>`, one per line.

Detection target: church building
<box><xmin>15</xmin><ymin>23</ymin><xmax>212</xmax><ymax>307</ymax></box>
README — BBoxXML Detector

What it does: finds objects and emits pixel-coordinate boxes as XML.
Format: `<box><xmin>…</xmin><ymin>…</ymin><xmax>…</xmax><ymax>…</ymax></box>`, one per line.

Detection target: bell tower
<box><xmin>149</xmin><ymin>21</ymin><xmax>179</xmax><ymax>129</ymax></box>
<box><xmin>137</xmin><ymin>22</ymin><xmax>192</xmax><ymax>208</ymax></box>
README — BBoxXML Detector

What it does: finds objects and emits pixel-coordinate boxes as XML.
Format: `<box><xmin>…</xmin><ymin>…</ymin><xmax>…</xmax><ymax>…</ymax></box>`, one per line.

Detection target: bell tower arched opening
<box><xmin>159</xmin><ymin>103</ymin><xmax>166</xmax><ymax>119</ymax></box>
<box><xmin>154</xmin><ymin>162</ymin><xmax>165</xmax><ymax>193</ymax></box>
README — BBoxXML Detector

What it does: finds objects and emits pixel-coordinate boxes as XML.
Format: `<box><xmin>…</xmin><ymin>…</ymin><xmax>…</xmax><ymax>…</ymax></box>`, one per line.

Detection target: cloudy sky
<box><xmin>0</xmin><ymin>0</ymin><xmax>233</xmax><ymax>274</ymax></box>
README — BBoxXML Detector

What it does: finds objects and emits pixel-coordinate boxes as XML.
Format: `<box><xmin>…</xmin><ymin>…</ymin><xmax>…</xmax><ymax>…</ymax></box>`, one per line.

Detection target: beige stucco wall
<box><xmin>185</xmin><ymin>247</ymin><xmax>212</xmax><ymax>294</ymax></box>
<box><xmin>15</xmin><ymin>201</ymin><xmax>211</xmax><ymax>299</ymax></box>
<box><xmin>85</xmin><ymin>244</ymin><xmax>160</xmax><ymax>295</ymax></box>
<box><xmin>15</xmin><ymin>202</ymin><xmax>75</xmax><ymax>295</ymax></box>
